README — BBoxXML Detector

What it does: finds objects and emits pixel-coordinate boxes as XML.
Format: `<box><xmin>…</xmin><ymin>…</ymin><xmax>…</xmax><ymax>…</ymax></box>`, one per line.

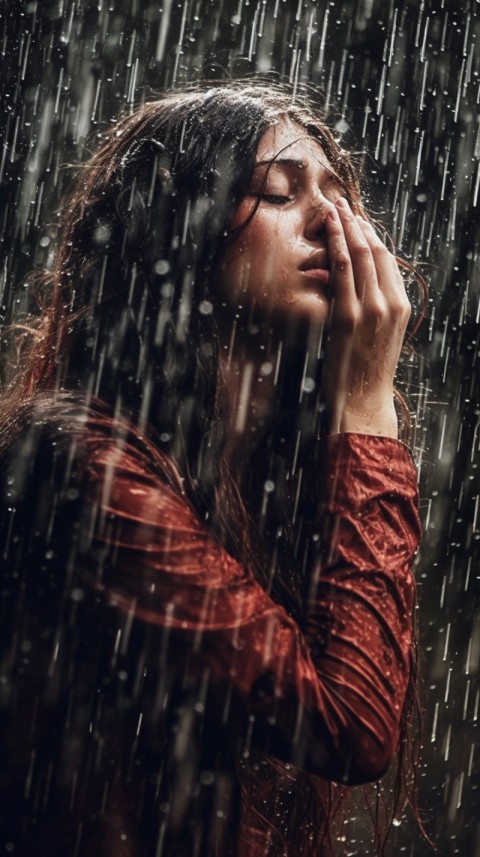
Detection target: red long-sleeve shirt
<box><xmin>0</xmin><ymin>406</ymin><xmax>420</xmax><ymax>856</ymax></box>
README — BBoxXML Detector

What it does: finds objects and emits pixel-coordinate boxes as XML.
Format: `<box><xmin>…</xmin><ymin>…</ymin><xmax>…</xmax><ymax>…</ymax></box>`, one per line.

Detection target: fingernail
<box><xmin>327</xmin><ymin>209</ymin><xmax>338</xmax><ymax>222</ymax></box>
<box><xmin>336</xmin><ymin>197</ymin><xmax>349</xmax><ymax>209</ymax></box>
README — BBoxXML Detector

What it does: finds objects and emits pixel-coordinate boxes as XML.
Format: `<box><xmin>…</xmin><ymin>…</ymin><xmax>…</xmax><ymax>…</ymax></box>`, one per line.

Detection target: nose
<box><xmin>303</xmin><ymin>192</ymin><xmax>335</xmax><ymax>242</ymax></box>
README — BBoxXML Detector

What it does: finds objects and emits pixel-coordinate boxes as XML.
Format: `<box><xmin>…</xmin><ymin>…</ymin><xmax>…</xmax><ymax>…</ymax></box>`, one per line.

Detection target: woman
<box><xmin>0</xmin><ymin>81</ymin><xmax>422</xmax><ymax>856</ymax></box>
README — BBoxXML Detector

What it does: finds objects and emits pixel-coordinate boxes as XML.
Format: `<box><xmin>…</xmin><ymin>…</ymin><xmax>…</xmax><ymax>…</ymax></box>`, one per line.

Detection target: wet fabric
<box><xmin>0</xmin><ymin>399</ymin><xmax>420</xmax><ymax>856</ymax></box>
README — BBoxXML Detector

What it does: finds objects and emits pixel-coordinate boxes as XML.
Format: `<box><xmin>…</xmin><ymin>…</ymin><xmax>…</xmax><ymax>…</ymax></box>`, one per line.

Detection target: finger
<box><xmin>356</xmin><ymin>218</ymin><xmax>406</xmax><ymax>296</ymax></box>
<box><xmin>356</xmin><ymin>217</ymin><xmax>411</xmax><ymax>323</ymax></box>
<box><xmin>324</xmin><ymin>205</ymin><xmax>357</xmax><ymax>306</ymax></box>
<box><xmin>334</xmin><ymin>198</ymin><xmax>380</xmax><ymax>303</ymax></box>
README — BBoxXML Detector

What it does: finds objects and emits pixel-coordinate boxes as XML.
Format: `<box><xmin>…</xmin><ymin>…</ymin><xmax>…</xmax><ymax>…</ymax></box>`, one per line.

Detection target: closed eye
<box><xmin>251</xmin><ymin>193</ymin><xmax>291</xmax><ymax>205</ymax></box>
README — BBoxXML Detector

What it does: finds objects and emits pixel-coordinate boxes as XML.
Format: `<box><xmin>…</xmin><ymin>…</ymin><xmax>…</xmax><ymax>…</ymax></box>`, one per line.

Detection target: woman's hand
<box><xmin>322</xmin><ymin>198</ymin><xmax>411</xmax><ymax>438</ymax></box>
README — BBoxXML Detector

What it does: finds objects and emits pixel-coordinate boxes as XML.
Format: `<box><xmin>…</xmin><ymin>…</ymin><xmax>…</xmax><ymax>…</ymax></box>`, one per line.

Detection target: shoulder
<box><xmin>1</xmin><ymin>391</ymin><xmax>178</xmax><ymax>500</ymax></box>
<box><xmin>0</xmin><ymin>392</ymin><xmax>197</xmax><ymax>564</ymax></box>
<box><xmin>1</xmin><ymin>390</ymin><xmax>221</xmax><ymax>602</ymax></box>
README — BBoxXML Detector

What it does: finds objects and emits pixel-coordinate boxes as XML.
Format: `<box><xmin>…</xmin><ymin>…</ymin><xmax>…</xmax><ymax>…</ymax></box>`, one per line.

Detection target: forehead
<box><xmin>255</xmin><ymin>117</ymin><xmax>330</xmax><ymax>169</ymax></box>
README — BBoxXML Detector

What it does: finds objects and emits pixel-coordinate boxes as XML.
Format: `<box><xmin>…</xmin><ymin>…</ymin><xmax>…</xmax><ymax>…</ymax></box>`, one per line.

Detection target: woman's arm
<box><xmin>81</xmin><ymin>427</ymin><xmax>420</xmax><ymax>785</ymax></box>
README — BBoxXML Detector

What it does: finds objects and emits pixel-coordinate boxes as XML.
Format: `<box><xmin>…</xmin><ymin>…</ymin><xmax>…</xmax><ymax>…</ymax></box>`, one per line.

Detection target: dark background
<box><xmin>1</xmin><ymin>0</ymin><xmax>479</xmax><ymax>854</ymax></box>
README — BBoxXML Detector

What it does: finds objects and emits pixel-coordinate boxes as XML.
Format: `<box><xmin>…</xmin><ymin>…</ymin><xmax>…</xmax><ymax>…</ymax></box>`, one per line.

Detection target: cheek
<box><xmin>219</xmin><ymin>209</ymin><xmax>300</xmax><ymax>308</ymax></box>
<box><xmin>220</xmin><ymin>220</ymin><xmax>274</xmax><ymax>291</ymax></box>
<box><xmin>236</xmin><ymin>214</ymin><xmax>288</xmax><ymax>271</ymax></box>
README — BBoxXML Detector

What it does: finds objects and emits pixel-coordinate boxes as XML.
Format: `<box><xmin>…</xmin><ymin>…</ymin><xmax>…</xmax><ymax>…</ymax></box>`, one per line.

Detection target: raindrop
<box><xmin>93</xmin><ymin>222</ymin><xmax>113</xmax><ymax>245</ymax></box>
<box><xmin>154</xmin><ymin>259</ymin><xmax>170</xmax><ymax>276</ymax></box>
<box><xmin>198</xmin><ymin>299</ymin><xmax>213</xmax><ymax>315</ymax></box>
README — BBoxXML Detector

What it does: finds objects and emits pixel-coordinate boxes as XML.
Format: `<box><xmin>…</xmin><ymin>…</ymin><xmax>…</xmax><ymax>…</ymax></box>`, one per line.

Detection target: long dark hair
<box><xmin>1</xmin><ymin>79</ymin><xmax>426</xmax><ymax>854</ymax></box>
<box><xmin>1</xmin><ymin>80</ymin><xmax>372</xmax><ymax>581</ymax></box>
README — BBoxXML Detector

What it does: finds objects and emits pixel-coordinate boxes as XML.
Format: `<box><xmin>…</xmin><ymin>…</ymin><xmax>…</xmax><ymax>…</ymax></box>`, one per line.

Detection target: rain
<box><xmin>0</xmin><ymin>0</ymin><xmax>479</xmax><ymax>855</ymax></box>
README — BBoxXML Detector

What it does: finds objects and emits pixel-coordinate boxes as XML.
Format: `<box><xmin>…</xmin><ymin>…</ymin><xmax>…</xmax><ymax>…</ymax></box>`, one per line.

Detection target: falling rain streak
<box><xmin>0</xmin><ymin>1</ymin><xmax>479</xmax><ymax>855</ymax></box>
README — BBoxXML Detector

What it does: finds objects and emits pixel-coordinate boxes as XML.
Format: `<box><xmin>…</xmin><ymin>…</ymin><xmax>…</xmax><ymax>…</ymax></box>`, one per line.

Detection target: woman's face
<box><xmin>218</xmin><ymin>118</ymin><xmax>346</xmax><ymax>329</ymax></box>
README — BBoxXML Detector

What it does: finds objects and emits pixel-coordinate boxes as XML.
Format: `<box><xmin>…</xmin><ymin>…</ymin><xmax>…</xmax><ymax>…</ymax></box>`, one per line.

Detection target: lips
<box><xmin>299</xmin><ymin>250</ymin><xmax>330</xmax><ymax>285</ymax></box>
<box><xmin>299</xmin><ymin>250</ymin><xmax>329</xmax><ymax>273</ymax></box>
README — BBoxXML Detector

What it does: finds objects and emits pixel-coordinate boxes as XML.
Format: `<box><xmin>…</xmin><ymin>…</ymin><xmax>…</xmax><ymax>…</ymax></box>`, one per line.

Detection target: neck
<box><xmin>220</xmin><ymin>331</ymin><xmax>324</xmax><ymax>479</ymax></box>
<box><xmin>220</xmin><ymin>345</ymin><xmax>279</xmax><ymax>478</ymax></box>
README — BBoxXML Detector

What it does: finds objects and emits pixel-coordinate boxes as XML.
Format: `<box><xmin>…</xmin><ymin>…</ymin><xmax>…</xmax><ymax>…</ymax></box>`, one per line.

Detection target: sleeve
<box><xmin>79</xmin><ymin>431</ymin><xmax>421</xmax><ymax>785</ymax></box>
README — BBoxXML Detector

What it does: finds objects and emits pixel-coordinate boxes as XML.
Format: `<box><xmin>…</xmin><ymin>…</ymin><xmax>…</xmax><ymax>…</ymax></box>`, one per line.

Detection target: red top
<box><xmin>82</xmin><ymin>426</ymin><xmax>420</xmax><ymax>854</ymax></box>
<box><xmin>0</xmin><ymin>413</ymin><xmax>421</xmax><ymax>856</ymax></box>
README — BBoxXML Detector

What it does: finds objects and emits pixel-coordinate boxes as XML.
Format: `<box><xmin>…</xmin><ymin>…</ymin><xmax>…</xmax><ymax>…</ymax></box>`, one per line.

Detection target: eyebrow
<box><xmin>254</xmin><ymin>158</ymin><xmax>306</xmax><ymax>169</ymax></box>
<box><xmin>253</xmin><ymin>156</ymin><xmax>341</xmax><ymax>183</ymax></box>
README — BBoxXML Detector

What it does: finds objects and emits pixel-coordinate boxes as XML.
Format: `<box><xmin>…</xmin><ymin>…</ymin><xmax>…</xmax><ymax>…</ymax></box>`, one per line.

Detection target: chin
<box><xmin>278</xmin><ymin>293</ymin><xmax>330</xmax><ymax>326</ymax></box>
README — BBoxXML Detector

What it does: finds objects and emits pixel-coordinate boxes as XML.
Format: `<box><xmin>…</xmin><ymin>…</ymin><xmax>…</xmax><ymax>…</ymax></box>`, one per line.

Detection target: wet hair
<box><xmin>1</xmin><ymin>79</ymin><xmax>425</xmax><ymax>855</ymax></box>
<box><xmin>2</xmin><ymin>80</ymin><xmax>375</xmax><ymax>571</ymax></box>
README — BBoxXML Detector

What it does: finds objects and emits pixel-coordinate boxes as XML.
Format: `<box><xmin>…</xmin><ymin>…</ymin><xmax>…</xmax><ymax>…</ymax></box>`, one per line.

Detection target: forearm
<box><xmin>302</xmin><ymin>433</ymin><xmax>419</xmax><ymax>776</ymax></box>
